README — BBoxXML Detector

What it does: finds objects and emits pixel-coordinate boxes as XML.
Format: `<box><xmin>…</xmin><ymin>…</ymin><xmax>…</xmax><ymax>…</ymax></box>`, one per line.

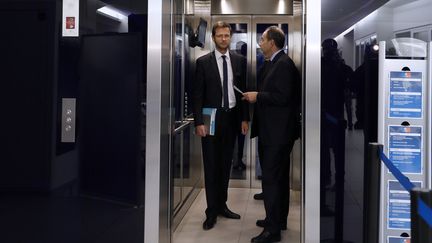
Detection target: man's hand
<box><xmin>195</xmin><ymin>125</ymin><xmax>207</xmax><ymax>137</ymax></box>
<box><xmin>241</xmin><ymin>121</ymin><xmax>249</xmax><ymax>135</ymax></box>
<box><xmin>242</xmin><ymin>92</ymin><xmax>258</xmax><ymax>103</ymax></box>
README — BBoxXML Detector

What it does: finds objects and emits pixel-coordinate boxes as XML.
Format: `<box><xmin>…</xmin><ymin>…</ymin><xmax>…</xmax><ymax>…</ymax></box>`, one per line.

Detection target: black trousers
<box><xmin>201</xmin><ymin>109</ymin><xmax>236</xmax><ymax>217</ymax></box>
<box><xmin>258</xmin><ymin>139</ymin><xmax>294</xmax><ymax>234</ymax></box>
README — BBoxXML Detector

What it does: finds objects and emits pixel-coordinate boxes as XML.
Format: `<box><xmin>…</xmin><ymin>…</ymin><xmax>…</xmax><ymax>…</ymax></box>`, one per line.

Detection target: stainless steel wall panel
<box><xmin>211</xmin><ymin>0</ymin><xmax>293</xmax><ymax>15</ymax></box>
<box><xmin>145</xmin><ymin>0</ymin><xmax>172</xmax><ymax>242</ymax></box>
<box><xmin>303</xmin><ymin>0</ymin><xmax>321</xmax><ymax>242</ymax></box>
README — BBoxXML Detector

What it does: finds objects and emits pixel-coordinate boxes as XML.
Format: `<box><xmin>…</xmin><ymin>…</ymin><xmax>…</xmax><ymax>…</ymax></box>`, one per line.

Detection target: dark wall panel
<box><xmin>0</xmin><ymin>2</ymin><xmax>56</xmax><ymax>190</ymax></box>
<box><xmin>79</xmin><ymin>33</ymin><xmax>144</xmax><ymax>205</ymax></box>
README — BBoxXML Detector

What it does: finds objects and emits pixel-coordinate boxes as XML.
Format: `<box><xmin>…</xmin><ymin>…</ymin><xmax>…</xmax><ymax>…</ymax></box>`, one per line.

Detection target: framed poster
<box><xmin>389</xmin><ymin>71</ymin><xmax>422</xmax><ymax>119</ymax></box>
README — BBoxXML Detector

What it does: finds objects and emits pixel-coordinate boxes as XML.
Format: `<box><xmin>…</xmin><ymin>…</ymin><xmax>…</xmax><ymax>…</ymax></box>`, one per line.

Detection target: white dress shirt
<box><xmin>214</xmin><ymin>49</ymin><xmax>236</xmax><ymax>109</ymax></box>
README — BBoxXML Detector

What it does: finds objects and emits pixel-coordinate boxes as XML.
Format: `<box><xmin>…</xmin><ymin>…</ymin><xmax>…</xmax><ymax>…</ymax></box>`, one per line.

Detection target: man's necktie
<box><xmin>222</xmin><ymin>55</ymin><xmax>229</xmax><ymax>110</ymax></box>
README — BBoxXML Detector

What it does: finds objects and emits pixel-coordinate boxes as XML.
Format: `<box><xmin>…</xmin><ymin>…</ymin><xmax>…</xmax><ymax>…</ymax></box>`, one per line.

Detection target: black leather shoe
<box><xmin>251</xmin><ymin>230</ymin><xmax>281</xmax><ymax>243</ymax></box>
<box><xmin>203</xmin><ymin>216</ymin><xmax>216</xmax><ymax>230</ymax></box>
<box><xmin>233</xmin><ymin>163</ymin><xmax>246</xmax><ymax>170</ymax></box>
<box><xmin>219</xmin><ymin>207</ymin><xmax>241</xmax><ymax>219</ymax></box>
<box><xmin>256</xmin><ymin>219</ymin><xmax>266</xmax><ymax>228</ymax></box>
<box><xmin>253</xmin><ymin>192</ymin><xmax>264</xmax><ymax>200</ymax></box>
<box><xmin>256</xmin><ymin>219</ymin><xmax>287</xmax><ymax>230</ymax></box>
<box><xmin>237</xmin><ymin>161</ymin><xmax>246</xmax><ymax>170</ymax></box>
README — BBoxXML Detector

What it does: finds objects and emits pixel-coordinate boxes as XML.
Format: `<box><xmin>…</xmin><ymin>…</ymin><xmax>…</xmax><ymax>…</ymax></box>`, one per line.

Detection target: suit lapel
<box><xmin>209</xmin><ymin>51</ymin><xmax>223</xmax><ymax>91</ymax></box>
<box><xmin>261</xmin><ymin>51</ymin><xmax>285</xmax><ymax>90</ymax></box>
<box><xmin>229</xmin><ymin>51</ymin><xmax>239</xmax><ymax>86</ymax></box>
<box><xmin>271</xmin><ymin>50</ymin><xmax>285</xmax><ymax>64</ymax></box>
<box><xmin>258</xmin><ymin>61</ymin><xmax>271</xmax><ymax>91</ymax></box>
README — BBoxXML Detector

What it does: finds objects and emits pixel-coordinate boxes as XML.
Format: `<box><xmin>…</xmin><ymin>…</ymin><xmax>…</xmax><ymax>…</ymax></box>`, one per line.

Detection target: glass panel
<box><xmin>413</xmin><ymin>30</ymin><xmax>429</xmax><ymax>42</ymax></box>
<box><xmin>320</xmin><ymin>1</ymin><xmax>431</xmax><ymax>242</ymax></box>
<box><xmin>174</xmin><ymin>28</ymin><xmax>183</xmax><ymax>121</ymax></box>
<box><xmin>184</xmin><ymin>19</ymin><xmax>194</xmax><ymax>118</ymax></box>
<box><xmin>182</xmin><ymin>121</ymin><xmax>201</xmax><ymax>194</ymax></box>
<box><xmin>229</xmin><ymin>23</ymin><xmax>248</xmax><ymax>180</ymax></box>
<box><xmin>171</xmin><ymin>0</ymin><xmax>183</xmax><ymax>215</ymax></box>
<box><xmin>385</xmin><ymin>37</ymin><xmax>427</xmax><ymax>58</ymax></box>
<box><xmin>395</xmin><ymin>31</ymin><xmax>411</xmax><ymax>38</ymax></box>
<box><xmin>321</xmin><ymin>36</ymin><xmax>359</xmax><ymax>242</ymax></box>
<box><xmin>172</xmin><ymin>132</ymin><xmax>182</xmax><ymax>212</ymax></box>
<box><xmin>182</xmin><ymin>126</ymin><xmax>193</xmax><ymax>196</ymax></box>
<box><xmin>230</xmin><ymin>23</ymin><xmax>248</xmax><ymax>56</ymax></box>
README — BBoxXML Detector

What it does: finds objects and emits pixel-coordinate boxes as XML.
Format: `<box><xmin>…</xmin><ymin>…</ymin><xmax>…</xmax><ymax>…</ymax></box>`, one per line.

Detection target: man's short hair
<box><xmin>265</xmin><ymin>26</ymin><xmax>285</xmax><ymax>49</ymax></box>
<box><xmin>212</xmin><ymin>21</ymin><xmax>232</xmax><ymax>37</ymax></box>
<box><xmin>321</xmin><ymin>38</ymin><xmax>338</xmax><ymax>50</ymax></box>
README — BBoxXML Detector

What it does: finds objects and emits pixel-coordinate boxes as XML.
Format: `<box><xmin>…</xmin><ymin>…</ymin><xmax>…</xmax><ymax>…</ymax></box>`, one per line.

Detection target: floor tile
<box><xmin>174</xmin><ymin>188</ymin><xmax>300</xmax><ymax>243</ymax></box>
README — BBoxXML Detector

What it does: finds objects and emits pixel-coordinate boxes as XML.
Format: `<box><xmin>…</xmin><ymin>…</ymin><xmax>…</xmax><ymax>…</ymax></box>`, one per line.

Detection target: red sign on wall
<box><xmin>66</xmin><ymin>17</ymin><xmax>75</xmax><ymax>29</ymax></box>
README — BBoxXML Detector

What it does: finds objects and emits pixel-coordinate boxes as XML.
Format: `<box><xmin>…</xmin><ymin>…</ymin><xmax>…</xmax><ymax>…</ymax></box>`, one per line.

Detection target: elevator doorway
<box><xmin>173</xmin><ymin>15</ymin><xmax>302</xmax><ymax>242</ymax></box>
<box><xmin>210</xmin><ymin>16</ymin><xmax>300</xmax><ymax>189</ymax></box>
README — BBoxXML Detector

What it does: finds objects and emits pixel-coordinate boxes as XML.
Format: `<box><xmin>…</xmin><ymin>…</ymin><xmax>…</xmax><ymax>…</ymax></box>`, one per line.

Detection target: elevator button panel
<box><xmin>61</xmin><ymin>98</ymin><xmax>76</xmax><ymax>142</ymax></box>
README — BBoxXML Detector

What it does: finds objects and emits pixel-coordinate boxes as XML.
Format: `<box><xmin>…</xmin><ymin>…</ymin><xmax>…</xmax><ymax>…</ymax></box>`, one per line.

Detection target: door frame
<box><xmin>303</xmin><ymin>0</ymin><xmax>321</xmax><ymax>242</ymax></box>
<box><xmin>144</xmin><ymin>0</ymin><xmax>322</xmax><ymax>242</ymax></box>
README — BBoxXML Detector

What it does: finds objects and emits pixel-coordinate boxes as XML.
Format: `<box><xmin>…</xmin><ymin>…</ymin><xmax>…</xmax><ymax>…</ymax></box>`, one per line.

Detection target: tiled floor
<box><xmin>173</xmin><ymin>188</ymin><xmax>300</xmax><ymax>243</ymax></box>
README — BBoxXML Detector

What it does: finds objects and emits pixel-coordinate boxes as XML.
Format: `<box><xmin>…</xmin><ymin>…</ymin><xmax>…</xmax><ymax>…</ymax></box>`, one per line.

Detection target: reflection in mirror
<box><xmin>229</xmin><ymin>23</ymin><xmax>248</xmax><ymax>180</ymax></box>
<box><xmin>386</xmin><ymin>38</ymin><xmax>427</xmax><ymax>58</ymax></box>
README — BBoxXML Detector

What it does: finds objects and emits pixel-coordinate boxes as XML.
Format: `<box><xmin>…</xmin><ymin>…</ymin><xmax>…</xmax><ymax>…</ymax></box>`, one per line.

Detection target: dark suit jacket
<box><xmin>192</xmin><ymin>50</ymin><xmax>249</xmax><ymax>132</ymax></box>
<box><xmin>251</xmin><ymin>51</ymin><xmax>300</xmax><ymax>146</ymax></box>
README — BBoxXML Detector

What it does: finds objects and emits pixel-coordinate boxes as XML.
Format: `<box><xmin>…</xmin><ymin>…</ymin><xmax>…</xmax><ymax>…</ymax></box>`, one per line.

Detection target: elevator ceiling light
<box><xmin>277</xmin><ymin>0</ymin><xmax>286</xmax><ymax>14</ymax></box>
<box><xmin>220</xmin><ymin>0</ymin><xmax>232</xmax><ymax>14</ymax></box>
<box><xmin>96</xmin><ymin>6</ymin><xmax>127</xmax><ymax>22</ymax></box>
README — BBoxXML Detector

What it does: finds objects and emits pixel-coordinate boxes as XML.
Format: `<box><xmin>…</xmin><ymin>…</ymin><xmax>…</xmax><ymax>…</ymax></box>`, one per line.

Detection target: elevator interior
<box><xmin>168</xmin><ymin>0</ymin><xmax>304</xmax><ymax>235</ymax></box>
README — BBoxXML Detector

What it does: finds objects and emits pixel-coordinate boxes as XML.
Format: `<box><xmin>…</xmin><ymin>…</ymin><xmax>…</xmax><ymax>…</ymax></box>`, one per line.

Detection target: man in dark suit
<box><xmin>192</xmin><ymin>21</ymin><xmax>249</xmax><ymax>231</ymax></box>
<box><xmin>243</xmin><ymin>26</ymin><xmax>300</xmax><ymax>243</ymax></box>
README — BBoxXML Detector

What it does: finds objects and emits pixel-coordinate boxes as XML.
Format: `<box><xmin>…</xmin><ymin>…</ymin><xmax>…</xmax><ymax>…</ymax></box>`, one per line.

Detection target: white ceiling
<box><xmin>322</xmin><ymin>0</ymin><xmax>422</xmax><ymax>39</ymax></box>
<box><xmin>321</xmin><ymin>0</ymin><xmax>389</xmax><ymax>39</ymax></box>
<box><xmin>384</xmin><ymin>0</ymin><xmax>418</xmax><ymax>8</ymax></box>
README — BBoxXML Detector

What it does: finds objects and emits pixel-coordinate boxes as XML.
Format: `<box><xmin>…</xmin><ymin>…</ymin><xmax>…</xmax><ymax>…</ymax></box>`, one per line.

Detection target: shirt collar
<box><xmin>270</xmin><ymin>49</ymin><xmax>284</xmax><ymax>62</ymax></box>
<box><xmin>215</xmin><ymin>49</ymin><xmax>230</xmax><ymax>60</ymax></box>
